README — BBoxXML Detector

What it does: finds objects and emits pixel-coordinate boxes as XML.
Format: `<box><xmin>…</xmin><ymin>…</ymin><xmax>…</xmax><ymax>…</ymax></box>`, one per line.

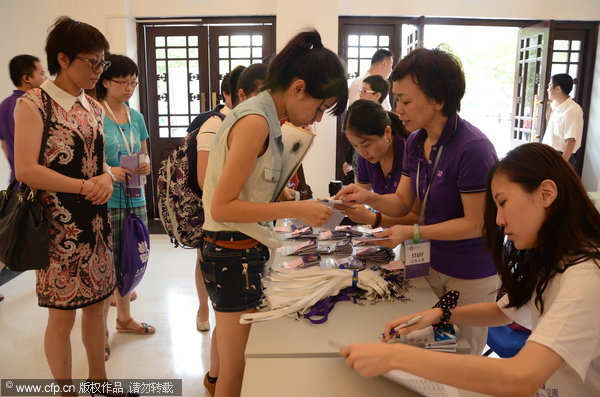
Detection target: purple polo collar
<box><xmin>410</xmin><ymin>114</ymin><xmax>461</xmax><ymax>152</ymax></box>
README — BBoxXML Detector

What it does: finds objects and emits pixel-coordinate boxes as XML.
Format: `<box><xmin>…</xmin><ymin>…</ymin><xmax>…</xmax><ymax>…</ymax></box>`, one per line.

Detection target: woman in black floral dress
<box><xmin>14</xmin><ymin>17</ymin><xmax>124</xmax><ymax>395</ymax></box>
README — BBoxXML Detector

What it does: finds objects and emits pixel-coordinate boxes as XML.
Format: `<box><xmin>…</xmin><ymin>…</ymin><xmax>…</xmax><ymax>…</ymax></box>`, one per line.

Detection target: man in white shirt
<box><xmin>348</xmin><ymin>49</ymin><xmax>393</xmax><ymax>110</ymax></box>
<box><xmin>542</xmin><ymin>73</ymin><xmax>584</xmax><ymax>167</ymax></box>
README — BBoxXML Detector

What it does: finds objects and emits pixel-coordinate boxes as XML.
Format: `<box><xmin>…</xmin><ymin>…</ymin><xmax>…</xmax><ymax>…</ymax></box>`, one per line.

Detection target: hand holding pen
<box><xmin>379</xmin><ymin>315</ymin><xmax>424</xmax><ymax>340</ymax></box>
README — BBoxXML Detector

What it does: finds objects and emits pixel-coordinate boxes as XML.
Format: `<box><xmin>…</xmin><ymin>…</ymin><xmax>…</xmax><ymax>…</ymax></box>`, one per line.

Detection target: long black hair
<box><xmin>343</xmin><ymin>99</ymin><xmax>407</xmax><ymax>139</ymax></box>
<box><xmin>483</xmin><ymin>143</ymin><xmax>600</xmax><ymax>313</ymax></box>
<box><xmin>263</xmin><ymin>29</ymin><xmax>348</xmax><ymax>116</ymax></box>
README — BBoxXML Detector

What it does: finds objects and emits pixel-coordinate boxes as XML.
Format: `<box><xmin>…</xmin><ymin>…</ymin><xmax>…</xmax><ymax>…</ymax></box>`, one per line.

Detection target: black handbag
<box><xmin>0</xmin><ymin>91</ymin><xmax>52</xmax><ymax>271</ymax></box>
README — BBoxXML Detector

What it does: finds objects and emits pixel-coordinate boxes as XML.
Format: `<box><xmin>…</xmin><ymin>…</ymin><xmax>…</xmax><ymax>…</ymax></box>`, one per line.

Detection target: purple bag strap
<box><xmin>303</xmin><ymin>286</ymin><xmax>364</xmax><ymax>325</ymax></box>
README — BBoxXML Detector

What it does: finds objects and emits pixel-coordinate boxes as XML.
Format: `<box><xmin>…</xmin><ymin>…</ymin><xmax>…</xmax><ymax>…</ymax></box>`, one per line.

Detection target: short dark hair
<box><xmin>371</xmin><ymin>49</ymin><xmax>393</xmax><ymax>65</ymax></box>
<box><xmin>391</xmin><ymin>48</ymin><xmax>465</xmax><ymax>116</ymax></box>
<box><xmin>343</xmin><ymin>99</ymin><xmax>407</xmax><ymax>139</ymax></box>
<box><xmin>238</xmin><ymin>63</ymin><xmax>268</xmax><ymax>97</ymax></box>
<box><xmin>263</xmin><ymin>29</ymin><xmax>348</xmax><ymax>116</ymax></box>
<box><xmin>96</xmin><ymin>54</ymin><xmax>138</xmax><ymax>100</ymax></box>
<box><xmin>9</xmin><ymin>55</ymin><xmax>40</xmax><ymax>86</ymax></box>
<box><xmin>483</xmin><ymin>143</ymin><xmax>600</xmax><ymax>314</ymax></box>
<box><xmin>45</xmin><ymin>16</ymin><xmax>109</xmax><ymax>75</ymax></box>
<box><xmin>551</xmin><ymin>73</ymin><xmax>574</xmax><ymax>95</ymax></box>
<box><xmin>363</xmin><ymin>75</ymin><xmax>389</xmax><ymax>104</ymax></box>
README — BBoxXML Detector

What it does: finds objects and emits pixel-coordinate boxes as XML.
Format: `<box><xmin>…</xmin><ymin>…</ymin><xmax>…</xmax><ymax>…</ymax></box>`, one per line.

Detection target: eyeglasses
<box><xmin>360</xmin><ymin>88</ymin><xmax>377</xmax><ymax>95</ymax></box>
<box><xmin>76</xmin><ymin>56</ymin><xmax>111</xmax><ymax>72</ymax></box>
<box><xmin>110</xmin><ymin>80</ymin><xmax>139</xmax><ymax>88</ymax></box>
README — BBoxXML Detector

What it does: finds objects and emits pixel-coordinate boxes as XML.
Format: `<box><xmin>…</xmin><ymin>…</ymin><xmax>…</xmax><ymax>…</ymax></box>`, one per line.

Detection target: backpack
<box><xmin>157</xmin><ymin>109</ymin><xmax>225</xmax><ymax>248</ymax></box>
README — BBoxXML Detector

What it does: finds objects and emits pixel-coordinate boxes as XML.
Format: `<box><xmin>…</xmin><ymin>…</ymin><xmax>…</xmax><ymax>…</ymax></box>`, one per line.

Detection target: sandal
<box><xmin>116</xmin><ymin>317</ymin><xmax>155</xmax><ymax>335</ymax></box>
<box><xmin>110</xmin><ymin>290</ymin><xmax>137</xmax><ymax>306</ymax></box>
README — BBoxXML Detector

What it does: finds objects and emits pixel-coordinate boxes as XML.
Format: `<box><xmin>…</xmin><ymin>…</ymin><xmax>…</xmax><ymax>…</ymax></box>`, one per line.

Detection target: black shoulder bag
<box><xmin>0</xmin><ymin>91</ymin><xmax>52</xmax><ymax>271</ymax></box>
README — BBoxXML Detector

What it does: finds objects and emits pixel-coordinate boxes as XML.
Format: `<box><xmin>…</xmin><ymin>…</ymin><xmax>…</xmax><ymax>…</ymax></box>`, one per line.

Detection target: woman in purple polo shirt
<box><xmin>336</xmin><ymin>48</ymin><xmax>499</xmax><ymax>355</ymax></box>
<box><xmin>341</xmin><ymin>99</ymin><xmax>415</xmax><ymax>227</ymax></box>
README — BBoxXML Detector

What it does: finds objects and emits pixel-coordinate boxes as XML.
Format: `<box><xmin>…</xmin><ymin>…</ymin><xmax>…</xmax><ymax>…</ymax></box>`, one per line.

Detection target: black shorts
<box><xmin>200</xmin><ymin>231</ymin><xmax>270</xmax><ymax>312</ymax></box>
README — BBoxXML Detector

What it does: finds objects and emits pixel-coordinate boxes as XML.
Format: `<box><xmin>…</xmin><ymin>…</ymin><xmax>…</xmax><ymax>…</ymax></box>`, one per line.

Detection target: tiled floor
<box><xmin>0</xmin><ymin>235</ymin><xmax>213</xmax><ymax>396</ymax></box>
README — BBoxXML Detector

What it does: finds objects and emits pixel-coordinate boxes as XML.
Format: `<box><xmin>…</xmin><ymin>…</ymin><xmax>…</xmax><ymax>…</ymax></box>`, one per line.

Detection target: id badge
<box><xmin>402</xmin><ymin>239</ymin><xmax>431</xmax><ymax>278</ymax></box>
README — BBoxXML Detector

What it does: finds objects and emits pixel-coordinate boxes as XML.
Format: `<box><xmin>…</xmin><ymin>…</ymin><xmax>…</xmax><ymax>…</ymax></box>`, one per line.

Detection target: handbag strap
<box><xmin>38</xmin><ymin>90</ymin><xmax>53</xmax><ymax>165</ymax></box>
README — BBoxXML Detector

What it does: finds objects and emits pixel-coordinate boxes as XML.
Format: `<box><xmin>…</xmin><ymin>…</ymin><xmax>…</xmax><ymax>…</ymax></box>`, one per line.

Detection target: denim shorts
<box><xmin>200</xmin><ymin>231</ymin><xmax>270</xmax><ymax>312</ymax></box>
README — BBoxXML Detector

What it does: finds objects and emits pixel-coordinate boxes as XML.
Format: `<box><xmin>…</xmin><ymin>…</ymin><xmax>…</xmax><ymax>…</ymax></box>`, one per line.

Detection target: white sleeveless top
<box><xmin>201</xmin><ymin>91</ymin><xmax>283</xmax><ymax>248</ymax></box>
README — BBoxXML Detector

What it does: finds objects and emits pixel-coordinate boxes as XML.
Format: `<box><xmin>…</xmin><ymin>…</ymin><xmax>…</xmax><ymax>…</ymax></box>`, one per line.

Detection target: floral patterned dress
<box><xmin>22</xmin><ymin>87</ymin><xmax>116</xmax><ymax>309</ymax></box>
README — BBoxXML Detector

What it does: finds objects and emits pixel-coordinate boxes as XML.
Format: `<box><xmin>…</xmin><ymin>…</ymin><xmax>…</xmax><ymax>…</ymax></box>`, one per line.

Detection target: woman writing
<box><xmin>341</xmin><ymin>143</ymin><xmax>600</xmax><ymax>397</ymax></box>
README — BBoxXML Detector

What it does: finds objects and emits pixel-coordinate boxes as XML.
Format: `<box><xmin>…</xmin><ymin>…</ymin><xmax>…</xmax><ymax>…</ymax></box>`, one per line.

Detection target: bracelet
<box><xmin>413</xmin><ymin>223</ymin><xmax>420</xmax><ymax>243</ymax></box>
<box><xmin>431</xmin><ymin>290</ymin><xmax>460</xmax><ymax>331</ymax></box>
<box><xmin>78</xmin><ymin>179</ymin><xmax>86</xmax><ymax>195</ymax></box>
<box><xmin>372</xmin><ymin>211</ymin><xmax>382</xmax><ymax>228</ymax></box>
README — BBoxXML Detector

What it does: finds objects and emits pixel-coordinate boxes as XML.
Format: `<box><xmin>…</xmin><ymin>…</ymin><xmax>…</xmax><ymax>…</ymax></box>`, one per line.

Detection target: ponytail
<box><xmin>264</xmin><ymin>29</ymin><xmax>348</xmax><ymax>116</ymax></box>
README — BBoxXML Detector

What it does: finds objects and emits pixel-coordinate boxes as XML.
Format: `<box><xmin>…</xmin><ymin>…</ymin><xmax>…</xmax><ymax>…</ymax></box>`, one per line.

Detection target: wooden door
<box><xmin>511</xmin><ymin>22</ymin><xmax>553</xmax><ymax>149</ymax></box>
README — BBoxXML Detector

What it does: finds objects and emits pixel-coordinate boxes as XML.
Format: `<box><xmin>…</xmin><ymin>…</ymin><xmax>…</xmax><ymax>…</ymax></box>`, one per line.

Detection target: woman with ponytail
<box><xmin>199</xmin><ymin>30</ymin><xmax>348</xmax><ymax>397</ymax></box>
<box><xmin>341</xmin><ymin>99</ymin><xmax>414</xmax><ymax>227</ymax></box>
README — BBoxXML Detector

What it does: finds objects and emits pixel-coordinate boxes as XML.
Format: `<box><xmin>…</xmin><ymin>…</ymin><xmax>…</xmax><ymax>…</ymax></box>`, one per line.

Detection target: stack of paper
<box><xmin>282</xmin><ymin>254</ymin><xmax>322</xmax><ymax>269</ymax></box>
<box><xmin>354</xmin><ymin>246</ymin><xmax>395</xmax><ymax>263</ymax></box>
<box><xmin>390</xmin><ymin>325</ymin><xmax>457</xmax><ymax>353</ymax></box>
<box><xmin>279</xmin><ymin>239</ymin><xmax>318</xmax><ymax>256</ymax></box>
<box><xmin>317</xmin><ymin>240</ymin><xmax>353</xmax><ymax>255</ymax></box>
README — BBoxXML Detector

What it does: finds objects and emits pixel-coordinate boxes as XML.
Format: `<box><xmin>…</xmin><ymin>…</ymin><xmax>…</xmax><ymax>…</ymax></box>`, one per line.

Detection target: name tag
<box><xmin>403</xmin><ymin>239</ymin><xmax>431</xmax><ymax>265</ymax></box>
<box><xmin>402</xmin><ymin>239</ymin><xmax>431</xmax><ymax>279</ymax></box>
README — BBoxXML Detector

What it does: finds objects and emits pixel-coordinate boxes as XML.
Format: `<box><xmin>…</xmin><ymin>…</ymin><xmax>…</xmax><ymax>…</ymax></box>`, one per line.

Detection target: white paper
<box><xmin>384</xmin><ymin>370</ymin><xmax>461</xmax><ymax>397</ymax></box>
<box><xmin>321</xmin><ymin>211</ymin><xmax>346</xmax><ymax>230</ymax></box>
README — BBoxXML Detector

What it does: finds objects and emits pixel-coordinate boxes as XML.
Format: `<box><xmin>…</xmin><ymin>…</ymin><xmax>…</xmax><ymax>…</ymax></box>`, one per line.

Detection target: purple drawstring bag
<box><xmin>117</xmin><ymin>179</ymin><xmax>150</xmax><ymax>296</ymax></box>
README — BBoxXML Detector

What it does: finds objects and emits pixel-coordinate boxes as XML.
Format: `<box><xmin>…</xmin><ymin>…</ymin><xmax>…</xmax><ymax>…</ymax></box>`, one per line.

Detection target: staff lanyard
<box><xmin>416</xmin><ymin>145</ymin><xmax>444</xmax><ymax>226</ymax></box>
<box><xmin>104</xmin><ymin>100</ymin><xmax>134</xmax><ymax>156</ymax></box>
<box><xmin>415</xmin><ymin>117</ymin><xmax>459</xmax><ymax>226</ymax></box>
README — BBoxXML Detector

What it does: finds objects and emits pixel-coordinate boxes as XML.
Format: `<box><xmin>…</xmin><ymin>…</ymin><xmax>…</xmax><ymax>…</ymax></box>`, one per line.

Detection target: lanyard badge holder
<box><xmin>401</xmin><ymin>146</ymin><xmax>444</xmax><ymax>279</ymax></box>
<box><xmin>104</xmin><ymin>101</ymin><xmax>144</xmax><ymax>199</ymax></box>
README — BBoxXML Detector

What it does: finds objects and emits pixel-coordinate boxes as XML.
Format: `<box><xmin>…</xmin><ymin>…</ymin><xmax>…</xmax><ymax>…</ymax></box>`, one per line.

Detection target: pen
<box><xmin>378</xmin><ymin>315</ymin><xmax>424</xmax><ymax>339</ymax></box>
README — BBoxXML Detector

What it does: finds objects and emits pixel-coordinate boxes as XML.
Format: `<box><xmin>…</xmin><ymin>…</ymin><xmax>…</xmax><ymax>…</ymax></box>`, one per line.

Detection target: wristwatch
<box><xmin>105</xmin><ymin>166</ymin><xmax>116</xmax><ymax>182</ymax></box>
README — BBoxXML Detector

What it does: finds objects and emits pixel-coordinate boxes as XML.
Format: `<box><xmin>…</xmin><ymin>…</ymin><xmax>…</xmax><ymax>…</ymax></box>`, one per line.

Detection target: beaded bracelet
<box><xmin>372</xmin><ymin>211</ymin><xmax>382</xmax><ymax>228</ymax></box>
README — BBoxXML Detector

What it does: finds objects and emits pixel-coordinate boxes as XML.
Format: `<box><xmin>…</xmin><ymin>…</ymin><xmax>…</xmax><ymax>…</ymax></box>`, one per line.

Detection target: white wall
<box><xmin>340</xmin><ymin>0</ymin><xmax>600</xmax><ymax>20</ymax></box>
<box><xmin>1</xmin><ymin>0</ymin><xmax>599</xmax><ymax>193</ymax></box>
<box><xmin>275</xmin><ymin>0</ymin><xmax>341</xmax><ymax>197</ymax></box>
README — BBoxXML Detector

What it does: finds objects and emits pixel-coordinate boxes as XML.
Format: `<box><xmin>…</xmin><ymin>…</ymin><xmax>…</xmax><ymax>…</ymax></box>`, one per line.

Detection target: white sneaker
<box><xmin>197</xmin><ymin>310</ymin><xmax>210</xmax><ymax>332</ymax></box>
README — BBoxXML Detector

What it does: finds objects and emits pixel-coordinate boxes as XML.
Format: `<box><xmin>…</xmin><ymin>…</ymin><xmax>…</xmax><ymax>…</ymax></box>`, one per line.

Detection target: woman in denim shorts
<box><xmin>200</xmin><ymin>30</ymin><xmax>348</xmax><ymax>397</ymax></box>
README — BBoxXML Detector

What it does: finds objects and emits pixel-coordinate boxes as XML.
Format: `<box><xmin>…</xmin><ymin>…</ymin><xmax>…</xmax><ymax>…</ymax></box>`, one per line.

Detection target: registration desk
<box><xmin>242</xmin><ymin>245</ymin><xmax>487</xmax><ymax>396</ymax></box>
